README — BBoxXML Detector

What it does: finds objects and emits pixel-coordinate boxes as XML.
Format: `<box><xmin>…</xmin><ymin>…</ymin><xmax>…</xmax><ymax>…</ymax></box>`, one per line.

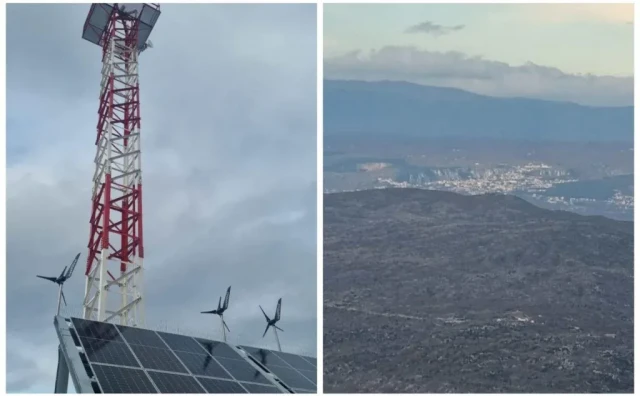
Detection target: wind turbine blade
<box><xmin>223</xmin><ymin>319</ymin><xmax>231</xmax><ymax>333</ymax></box>
<box><xmin>66</xmin><ymin>253</ymin><xmax>80</xmax><ymax>279</ymax></box>
<box><xmin>201</xmin><ymin>310</ymin><xmax>216</xmax><ymax>314</ymax></box>
<box><xmin>275</xmin><ymin>298</ymin><xmax>282</xmax><ymax>321</ymax></box>
<box><xmin>59</xmin><ymin>266</ymin><xmax>68</xmax><ymax>280</ymax></box>
<box><xmin>274</xmin><ymin>325</ymin><xmax>284</xmax><ymax>332</ymax></box>
<box><xmin>37</xmin><ymin>275</ymin><xmax>57</xmax><ymax>283</ymax></box>
<box><xmin>61</xmin><ymin>289</ymin><xmax>68</xmax><ymax>306</ymax></box>
<box><xmin>262</xmin><ymin>324</ymin><xmax>270</xmax><ymax>338</ymax></box>
<box><xmin>223</xmin><ymin>286</ymin><xmax>231</xmax><ymax>309</ymax></box>
<box><xmin>217</xmin><ymin>296</ymin><xmax>222</xmax><ymax>310</ymax></box>
<box><xmin>259</xmin><ymin>306</ymin><xmax>270</xmax><ymax>321</ymax></box>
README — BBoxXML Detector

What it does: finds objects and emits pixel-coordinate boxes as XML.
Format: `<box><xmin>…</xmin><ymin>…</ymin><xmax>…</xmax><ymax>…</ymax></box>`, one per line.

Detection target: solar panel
<box><xmin>80</xmin><ymin>337</ymin><xmax>140</xmax><ymax>367</ymax></box>
<box><xmin>302</xmin><ymin>356</ymin><xmax>317</xmax><ymax>368</ymax></box>
<box><xmin>147</xmin><ymin>371</ymin><xmax>205</xmax><ymax>393</ymax></box>
<box><xmin>197</xmin><ymin>338</ymin><xmax>245</xmax><ymax>359</ymax></box>
<box><xmin>117</xmin><ymin>325</ymin><xmax>167</xmax><ymax>348</ymax></box>
<box><xmin>215</xmin><ymin>357</ymin><xmax>272</xmax><ymax>384</ymax></box>
<box><xmin>273</xmin><ymin>351</ymin><xmax>316</xmax><ymax>372</ymax></box>
<box><xmin>241</xmin><ymin>346</ymin><xmax>317</xmax><ymax>392</ymax></box>
<box><xmin>91</xmin><ymin>364</ymin><xmax>157</xmax><ymax>393</ymax></box>
<box><xmin>267</xmin><ymin>365</ymin><xmax>315</xmax><ymax>390</ymax></box>
<box><xmin>129</xmin><ymin>344</ymin><xmax>189</xmax><ymax>373</ymax></box>
<box><xmin>241</xmin><ymin>383</ymin><xmax>283</xmax><ymax>393</ymax></box>
<box><xmin>196</xmin><ymin>377</ymin><xmax>247</xmax><ymax>393</ymax></box>
<box><xmin>73</xmin><ymin>317</ymin><xmax>122</xmax><ymax>340</ymax></box>
<box><xmin>298</xmin><ymin>369</ymin><xmax>316</xmax><ymax>385</ymax></box>
<box><xmin>56</xmin><ymin>316</ymin><xmax>315</xmax><ymax>394</ymax></box>
<box><xmin>174</xmin><ymin>350</ymin><xmax>233</xmax><ymax>379</ymax></box>
<box><xmin>157</xmin><ymin>332</ymin><xmax>207</xmax><ymax>355</ymax></box>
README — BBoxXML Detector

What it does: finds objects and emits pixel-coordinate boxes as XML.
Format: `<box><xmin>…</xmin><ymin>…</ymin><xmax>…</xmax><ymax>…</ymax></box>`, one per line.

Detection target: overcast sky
<box><xmin>6</xmin><ymin>3</ymin><xmax>317</xmax><ymax>393</ymax></box>
<box><xmin>324</xmin><ymin>3</ymin><xmax>634</xmax><ymax>106</ymax></box>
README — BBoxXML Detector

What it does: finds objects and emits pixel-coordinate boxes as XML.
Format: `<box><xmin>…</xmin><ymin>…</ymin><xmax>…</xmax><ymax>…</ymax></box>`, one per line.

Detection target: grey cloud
<box><xmin>405</xmin><ymin>21</ymin><xmax>465</xmax><ymax>36</ymax></box>
<box><xmin>7</xmin><ymin>3</ymin><xmax>316</xmax><ymax>392</ymax></box>
<box><xmin>324</xmin><ymin>46</ymin><xmax>633</xmax><ymax>106</ymax></box>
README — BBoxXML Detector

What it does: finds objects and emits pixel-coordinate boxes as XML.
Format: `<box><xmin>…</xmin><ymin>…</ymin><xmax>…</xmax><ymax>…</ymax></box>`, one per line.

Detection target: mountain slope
<box><xmin>324</xmin><ymin>188</ymin><xmax>633</xmax><ymax>393</ymax></box>
<box><xmin>324</xmin><ymin>80</ymin><xmax>633</xmax><ymax>142</ymax></box>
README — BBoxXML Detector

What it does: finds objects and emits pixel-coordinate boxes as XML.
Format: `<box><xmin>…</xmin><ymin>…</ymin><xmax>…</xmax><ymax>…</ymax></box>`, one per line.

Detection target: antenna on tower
<box><xmin>140</xmin><ymin>40</ymin><xmax>153</xmax><ymax>53</ymax></box>
<box><xmin>201</xmin><ymin>286</ymin><xmax>232</xmax><ymax>342</ymax></box>
<box><xmin>36</xmin><ymin>253</ymin><xmax>81</xmax><ymax>315</ymax></box>
<box><xmin>259</xmin><ymin>298</ymin><xmax>284</xmax><ymax>352</ymax></box>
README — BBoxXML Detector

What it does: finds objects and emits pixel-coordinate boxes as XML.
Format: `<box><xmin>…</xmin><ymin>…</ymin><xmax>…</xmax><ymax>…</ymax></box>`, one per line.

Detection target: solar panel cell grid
<box><xmin>175</xmin><ymin>350</ymin><xmax>233</xmax><ymax>380</ymax></box>
<box><xmin>302</xmin><ymin>356</ymin><xmax>317</xmax><ymax>368</ymax></box>
<box><xmin>240</xmin><ymin>383</ymin><xmax>282</xmax><ymax>393</ymax></box>
<box><xmin>266</xmin><ymin>365</ymin><xmax>315</xmax><ymax>390</ymax></box>
<box><xmin>147</xmin><ymin>371</ymin><xmax>205</xmax><ymax>393</ymax></box>
<box><xmin>81</xmin><ymin>337</ymin><xmax>140</xmax><ymax>368</ymax></box>
<box><xmin>298</xmin><ymin>369</ymin><xmax>316</xmax><ymax>385</ymax></box>
<box><xmin>197</xmin><ymin>338</ymin><xmax>243</xmax><ymax>360</ymax></box>
<box><xmin>72</xmin><ymin>318</ymin><xmax>122</xmax><ymax>341</ymax></box>
<box><xmin>158</xmin><ymin>332</ymin><xmax>207</xmax><ymax>354</ymax></box>
<box><xmin>273</xmin><ymin>351</ymin><xmax>316</xmax><ymax>371</ymax></box>
<box><xmin>129</xmin><ymin>344</ymin><xmax>188</xmax><ymax>373</ymax></box>
<box><xmin>91</xmin><ymin>364</ymin><xmax>158</xmax><ymax>393</ymax></box>
<box><xmin>196</xmin><ymin>377</ymin><xmax>248</xmax><ymax>394</ymax></box>
<box><xmin>215</xmin><ymin>357</ymin><xmax>271</xmax><ymax>384</ymax></box>
<box><xmin>117</xmin><ymin>325</ymin><xmax>168</xmax><ymax>348</ymax></box>
<box><xmin>245</xmin><ymin>348</ymin><xmax>286</xmax><ymax>368</ymax></box>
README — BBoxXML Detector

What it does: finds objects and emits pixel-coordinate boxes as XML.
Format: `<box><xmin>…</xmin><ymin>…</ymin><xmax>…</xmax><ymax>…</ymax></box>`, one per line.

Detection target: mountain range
<box><xmin>324</xmin><ymin>80</ymin><xmax>633</xmax><ymax>142</ymax></box>
<box><xmin>324</xmin><ymin>188</ymin><xmax>633</xmax><ymax>393</ymax></box>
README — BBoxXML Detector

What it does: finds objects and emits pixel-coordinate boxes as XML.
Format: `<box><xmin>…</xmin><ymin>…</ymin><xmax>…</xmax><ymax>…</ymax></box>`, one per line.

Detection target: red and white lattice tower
<box><xmin>81</xmin><ymin>4</ymin><xmax>160</xmax><ymax>326</ymax></box>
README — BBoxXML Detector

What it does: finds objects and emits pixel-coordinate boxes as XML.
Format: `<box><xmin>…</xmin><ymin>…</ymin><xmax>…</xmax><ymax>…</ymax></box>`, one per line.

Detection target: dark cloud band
<box><xmin>405</xmin><ymin>21</ymin><xmax>465</xmax><ymax>36</ymax></box>
<box><xmin>324</xmin><ymin>46</ymin><xmax>633</xmax><ymax>106</ymax></box>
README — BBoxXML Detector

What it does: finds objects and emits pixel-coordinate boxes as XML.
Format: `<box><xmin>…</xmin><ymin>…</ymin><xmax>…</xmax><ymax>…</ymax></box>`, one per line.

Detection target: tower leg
<box><xmin>272</xmin><ymin>326</ymin><xmax>282</xmax><ymax>352</ymax></box>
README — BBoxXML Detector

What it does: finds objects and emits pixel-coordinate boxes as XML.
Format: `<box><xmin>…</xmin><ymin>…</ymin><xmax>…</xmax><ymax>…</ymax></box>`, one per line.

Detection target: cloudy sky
<box><xmin>324</xmin><ymin>3</ymin><xmax>634</xmax><ymax>106</ymax></box>
<box><xmin>6</xmin><ymin>3</ymin><xmax>316</xmax><ymax>393</ymax></box>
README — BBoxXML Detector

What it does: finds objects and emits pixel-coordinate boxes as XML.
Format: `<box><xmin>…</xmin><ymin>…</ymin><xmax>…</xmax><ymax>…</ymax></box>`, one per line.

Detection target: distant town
<box><xmin>325</xmin><ymin>160</ymin><xmax>633</xmax><ymax>221</ymax></box>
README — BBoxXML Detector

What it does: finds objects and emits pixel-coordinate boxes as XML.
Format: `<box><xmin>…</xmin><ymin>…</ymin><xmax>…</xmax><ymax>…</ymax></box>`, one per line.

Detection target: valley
<box><xmin>324</xmin><ymin>138</ymin><xmax>633</xmax><ymax>220</ymax></box>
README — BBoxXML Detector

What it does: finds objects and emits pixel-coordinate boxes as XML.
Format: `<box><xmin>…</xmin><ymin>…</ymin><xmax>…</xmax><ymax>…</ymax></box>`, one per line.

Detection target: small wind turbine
<box><xmin>201</xmin><ymin>286</ymin><xmax>231</xmax><ymax>342</ymax></box>
<box><xmin>36</xmin><ymin>253</ymin><xmax>81</xmax><ymax>315</ymax></box>
<box><xmin>260</xmin><ymin>298</ymin><xmax>284</xmax><ymax>352</ymax></box>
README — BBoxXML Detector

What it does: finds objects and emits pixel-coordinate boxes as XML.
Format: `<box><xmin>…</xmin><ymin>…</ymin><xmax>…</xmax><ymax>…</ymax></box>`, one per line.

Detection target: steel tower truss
<box><xmin>83</xmin><ymin>9</ymin><xmax>145</xmax><ymax>327</ymax></box>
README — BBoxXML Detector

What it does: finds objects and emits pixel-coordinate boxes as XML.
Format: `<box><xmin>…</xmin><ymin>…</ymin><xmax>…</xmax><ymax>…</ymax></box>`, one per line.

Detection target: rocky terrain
<box><xmin>324</xmin><ymin>189</ymin><xmax>633</xmax><ymax>393</ymax></box>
